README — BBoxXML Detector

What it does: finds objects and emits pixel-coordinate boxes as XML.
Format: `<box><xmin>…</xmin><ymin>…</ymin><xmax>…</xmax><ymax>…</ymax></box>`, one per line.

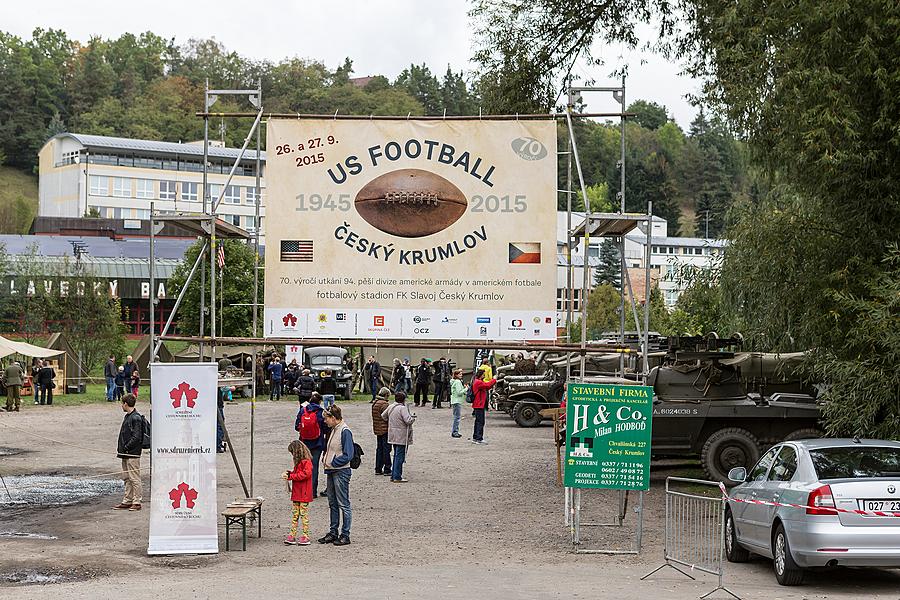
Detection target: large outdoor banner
<box><xmin>564</xmin><ymin>382</ymin><xmax>653</xmax><ymax>490</ymax></box>
<box><xmin>264</xmin><ymin>118</ymin><xmax>558</xmax><ymax>340</ymax></box>
<box><xmin>148</xmin><ymin>362</ymin><xmax>219</xmax><ymax>554</ymax></box>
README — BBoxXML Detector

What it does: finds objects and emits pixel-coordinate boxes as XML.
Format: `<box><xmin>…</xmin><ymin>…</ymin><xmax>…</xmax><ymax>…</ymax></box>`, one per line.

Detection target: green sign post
<box><xmin>564</xmin><ymin>382</ymin><xmax>653</xmax><ymax>490</ymax></box>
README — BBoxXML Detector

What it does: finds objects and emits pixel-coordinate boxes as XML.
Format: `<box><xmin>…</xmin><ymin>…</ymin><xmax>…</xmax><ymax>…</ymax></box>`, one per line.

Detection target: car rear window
<box><xmin>810</xmin><ymin>447</ymin><xmax>900</xmax><ymax>479</ymax></box>
<box><xmin>311</xmin><ymin>356</ymin><xmax>342</xmax><ymax>366</ymax></box>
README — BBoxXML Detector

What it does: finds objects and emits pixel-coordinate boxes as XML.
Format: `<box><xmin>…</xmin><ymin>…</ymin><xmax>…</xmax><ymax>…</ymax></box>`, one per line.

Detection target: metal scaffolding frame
<box><xmin>149</xmin><ymin>80</ymin><xmax>263</xmax><ymax>496</ymax></box>
<box><xmin>562</xmin><ymin>80</ymin><xmax>655</xmax><ymax>556</ymax></box>
<box><xmin>150</xmin><ymin>97</ymin><xmax>656</xmax><ymax>525</ymax></box>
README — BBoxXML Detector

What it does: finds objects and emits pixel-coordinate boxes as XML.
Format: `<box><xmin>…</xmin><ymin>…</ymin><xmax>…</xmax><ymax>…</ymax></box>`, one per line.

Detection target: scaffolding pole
<box><xmin>250</xmin><ymin>79</ymin><xmax>262</xmax><ymax>497</ymax></box>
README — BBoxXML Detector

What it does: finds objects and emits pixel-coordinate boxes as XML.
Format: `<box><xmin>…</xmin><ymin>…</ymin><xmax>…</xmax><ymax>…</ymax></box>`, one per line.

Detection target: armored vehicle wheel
<box><xmin>701</xmin><ymin>427</ymin><xmax>760</xmax><ymax>483</ymax></box>
<box><xmin>513</xmin><ymin>402</ymin><xmax>543</xmax><ymax>427</ymax></box>
<box><xmin>343</xmin><ymin>387</ymin><xmax>352</xmax><ymax>401</ymax></box>
<box><xmin>784</xmin><ymin>428</ymin><xmax>823</xmax><ymax>442</ymax></box>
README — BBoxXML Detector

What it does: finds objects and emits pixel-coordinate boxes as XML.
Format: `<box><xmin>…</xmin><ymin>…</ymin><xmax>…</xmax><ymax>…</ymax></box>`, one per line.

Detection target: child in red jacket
<box><xmin>282</xmin><ymin>440</ymin><xmax>313</xmax><ymax>545</ymax></box>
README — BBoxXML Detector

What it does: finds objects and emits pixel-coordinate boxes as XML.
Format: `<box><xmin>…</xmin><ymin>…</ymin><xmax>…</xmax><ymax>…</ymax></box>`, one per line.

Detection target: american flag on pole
<box><xmin>281</xmin><ymin>240</ymin><xmax>314</xmax><ymax>262</ymax></box>
<box><xmin>216</xmin><ymin>243</ymin><xmax>225</xmax><ymax>269</ymax></box>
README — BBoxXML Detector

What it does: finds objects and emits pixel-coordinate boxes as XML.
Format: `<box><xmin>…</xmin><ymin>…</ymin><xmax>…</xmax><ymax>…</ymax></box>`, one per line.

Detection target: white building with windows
<box><xmin>556</xmin><ymin>212</ymin><xmax>726</xmax><ymax>318</ymax></box>
<box><xmin>38</xmin><ymin>133</ymin><xmax>265</xmax><ymax>235</ymax></box>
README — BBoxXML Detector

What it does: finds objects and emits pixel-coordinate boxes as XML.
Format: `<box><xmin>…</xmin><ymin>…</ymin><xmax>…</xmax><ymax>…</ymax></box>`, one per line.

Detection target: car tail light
<box><xmin>807</xmin><ymin>485</ymin><xmax>838</xmax><ymax>515</ymax></box>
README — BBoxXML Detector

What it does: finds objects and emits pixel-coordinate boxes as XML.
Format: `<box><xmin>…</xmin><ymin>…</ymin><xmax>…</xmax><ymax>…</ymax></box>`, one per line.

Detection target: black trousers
<box><xmin>414</xmin><ymin>383</ymin><xmax>430</xmax><ymax>406</ymax></box>
<box><xmin>432</xmin><ymin>381</ymin><xmax>446</xmax><ymax>406</ymax></box>
<box><xmin>40</xmin><ymin>383</ymin><xmax>53</xmax><ymax>405</ymax></box>
<box><xmin>473</xmin><ymin>408</ymin><xmax>485</xmax><ymax>441</ymax></box>
<box><xmin>375</xmin><ymin>434</ymin><xmax>392</xmax><ymax>474</ymax></box>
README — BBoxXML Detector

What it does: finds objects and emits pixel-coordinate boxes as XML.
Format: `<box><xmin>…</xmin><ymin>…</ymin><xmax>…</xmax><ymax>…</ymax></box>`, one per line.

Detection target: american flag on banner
<box><xmin>281</xmin><ymin>240</ymin><xmax>314</xmax><ymax>262</ymax></box>
<box><xmin>216</xmin><ymin>243</ymin><xmax>225</xmax><ymax>270</ymax></box>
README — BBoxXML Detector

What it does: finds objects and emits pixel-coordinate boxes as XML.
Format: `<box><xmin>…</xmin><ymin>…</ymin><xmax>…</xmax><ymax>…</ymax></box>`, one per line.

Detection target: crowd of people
<box><xmin>280</xmin><ymin>359</ymin><xmax>497</xmax><ymax>546</ymax></box>
<box><xmin>1</xmin><ymin>357</ymin><xmax>60</xmax><ymax>411</ymax></box>
<box><xmin>101</xmin><ymin>349</ymin><xmax>502</xmax><ymax>548</ymax></box>
<box><xmin>255</xmin><ymin>352</ymin><xmax>354</xmax><ymax>400</ymax></box>
<box><xmin>104</xmin><ymin>354</ymin><xmax>141</xmax><ymax>402</ymax></box>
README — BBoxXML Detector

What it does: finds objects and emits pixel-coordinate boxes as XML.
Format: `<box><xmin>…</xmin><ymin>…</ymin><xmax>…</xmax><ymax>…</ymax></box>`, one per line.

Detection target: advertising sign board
<box><xmin>263</xmin><ymin>119</ymin><xmax>557</xmax><ymax>340</ymax></box>
<box><xmin>147</xmin><ymin>362</ymin><xmax>219</xmax><ymax>554</ymax></box>
<box><xmin>564</xmin><ymin>382</ymin><xmax>653</xmax><ymax>490</ymax></box>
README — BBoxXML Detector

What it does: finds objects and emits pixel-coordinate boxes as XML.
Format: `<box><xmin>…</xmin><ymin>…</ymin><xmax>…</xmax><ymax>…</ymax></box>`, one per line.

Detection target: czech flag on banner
<box><xmin>508</xmin><ymin>242</ymin><xmax>541</xmax><ymax>264</ymax></box>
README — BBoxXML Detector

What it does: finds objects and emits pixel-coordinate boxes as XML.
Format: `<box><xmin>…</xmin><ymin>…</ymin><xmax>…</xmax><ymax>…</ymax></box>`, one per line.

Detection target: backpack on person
<box><xmin>298</xmin><ymin>407</ymin><xmax>321</xmax><ymax>440</ymax></box>
<box><xmin>465</xmin><ymin>383</ymin><xmax>475</xmax><ymax>404</ymax></box>
<box><xmin>349</xmin><ymin>442</ymin><xmax>364</xmax><ymax>469</ymax></box>
<box><xmin>140</xmin><ymin>414</ymin><xmax>152</xmax><ymax>450</ymax></box>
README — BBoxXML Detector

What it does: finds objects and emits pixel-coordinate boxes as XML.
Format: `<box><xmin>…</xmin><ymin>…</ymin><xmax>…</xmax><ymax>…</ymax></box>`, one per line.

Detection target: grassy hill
<box><xmin>0</xmin><ymin>166</ymin><xmax>38</xmax><ymax>234</ymax></box>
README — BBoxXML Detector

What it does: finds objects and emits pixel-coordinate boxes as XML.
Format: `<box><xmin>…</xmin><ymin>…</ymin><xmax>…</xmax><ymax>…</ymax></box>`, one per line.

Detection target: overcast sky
<box><xmin>7</xmin><ymin>0</ymin><xmax>700</xmax><ymax>127</ymax></box>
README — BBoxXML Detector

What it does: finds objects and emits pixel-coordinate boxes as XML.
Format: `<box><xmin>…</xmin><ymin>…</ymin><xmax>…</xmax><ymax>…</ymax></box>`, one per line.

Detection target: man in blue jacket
<box><xmin>104</xmin><ymin>355</ymin><xmax>116</xmax><ymax>402</ymax></box>
<box><xmin>319</xmin><ymin>404</ymin><xmax>354</xmax><ymax>546</ymax></box>
<box><xmin>268</xmin><ymin>356</ymin><xmax>284</xmax><ymax>401</ymax></box>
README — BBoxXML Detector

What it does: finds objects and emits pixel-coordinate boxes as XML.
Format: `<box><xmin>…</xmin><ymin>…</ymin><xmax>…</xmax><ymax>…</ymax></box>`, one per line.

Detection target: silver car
<box><xmin>725</xmin><ymin>439</ymin><xmax>900</xmax><ymax>585</ymax></box>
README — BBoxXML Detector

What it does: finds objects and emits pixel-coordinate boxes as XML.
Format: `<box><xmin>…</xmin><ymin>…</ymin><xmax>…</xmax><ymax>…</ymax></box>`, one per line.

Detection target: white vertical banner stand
<box><xmin>148</xmin><ymin>362</ymin><xmax>219</xmax><ymax>554</ymax></box>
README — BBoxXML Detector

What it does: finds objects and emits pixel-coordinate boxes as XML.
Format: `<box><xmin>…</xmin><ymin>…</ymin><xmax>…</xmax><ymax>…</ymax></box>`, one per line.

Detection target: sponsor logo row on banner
<box><xmin>264</xmin><ymin>309</ymin><xmax>557</xmax><ymax>340</ymax></box>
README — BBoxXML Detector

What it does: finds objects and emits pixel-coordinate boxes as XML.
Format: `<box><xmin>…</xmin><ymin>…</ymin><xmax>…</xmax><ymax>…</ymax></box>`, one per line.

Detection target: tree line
<box><xmin>0</xmin><ymin>29</ymin><xmax>745</xmax><ymax>237</ymax></box>
<box><xmin>0</xmin><ymin>31</ymin><xmax>476</xmax><ymax>172</ymax></box>
<box><xmin>471</xmin><ymin>0</ymin><xmax>900</xmax><ymax>439</ymax></box>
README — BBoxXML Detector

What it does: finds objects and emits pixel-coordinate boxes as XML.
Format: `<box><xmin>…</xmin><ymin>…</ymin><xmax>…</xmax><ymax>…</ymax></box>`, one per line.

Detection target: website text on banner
<box><xmin>263</xmin><ymin>119</ymin><xmax>557</xmax><ymax>341</ymax></box>
<box><xmin>148</xmin><ymin>362</ymin><xmax>219</xmax><ymax>555</ymax></box>
<box><xmin>564</xmin><ymin>383</ymin><xmax>654</xmax><ymax>490</ymax></box>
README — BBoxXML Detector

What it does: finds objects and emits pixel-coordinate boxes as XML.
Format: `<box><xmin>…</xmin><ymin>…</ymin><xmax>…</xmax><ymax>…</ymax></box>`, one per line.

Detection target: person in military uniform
<box><xmin>413</xmin><ymin>358</ymin><xmax>431</xmax><ymax>407</ymax></box>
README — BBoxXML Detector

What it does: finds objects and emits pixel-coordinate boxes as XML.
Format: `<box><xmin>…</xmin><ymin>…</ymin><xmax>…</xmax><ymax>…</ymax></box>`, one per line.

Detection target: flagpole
<box><xmin>218</xmin><ymin>242</ymin><xmax>225</xmax><ymax>338</ymax></box>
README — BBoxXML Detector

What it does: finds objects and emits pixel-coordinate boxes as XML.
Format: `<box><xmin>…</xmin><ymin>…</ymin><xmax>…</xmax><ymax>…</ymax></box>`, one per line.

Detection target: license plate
<box><xmin>858</xmin><ymin>499</ymin><xmax>900</xmax><ymax>512</ymax></box>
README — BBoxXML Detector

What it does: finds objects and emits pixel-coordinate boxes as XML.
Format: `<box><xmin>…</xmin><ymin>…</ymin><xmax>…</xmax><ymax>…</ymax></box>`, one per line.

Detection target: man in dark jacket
<box><xmin>365</xmin><ymin>356</ymin><xmax>382</xmax><ymax>402</ymax></box>
<box><xmin>432</xmin><ymin>357</ymin><xmax>449</xmax><ymax>409</ymax></box>
<box><xmin>414</xmin><ymin>358</ymin><xmax>431</xmax><ymax>407</ymax></box>
<box><xmin>36</xmin><ymin>361</ymin><xmax>56</xmax><ymax>406</ymax></box>
<box><xmin>113</xmin><ymin>393</ymin><xmax>144</xmax><ymax>511</ymax></box>
<box><xmin>104</xmin><ymin>355</ymin><xmax>116</xmax><ymax>402</ymax></box>
<box><xmin>318</xmin><ymin>370</ymin><xmax>338</xmax><ymax>409</ymax></box>
<box><xmin>296</xmin><ymin>369</ymin><xmax>316</xmax><ymax>403</ymax></box>
<box><xmin>296</xmin><ymin>393</ymin><xmax>329</xmax><ymax>497</ymax></box>
<box><xmin>390</xmin><ymin>358</ymin><xmax>406</xmax><ymax>394</ymax></box>
<box><xmin>122</xmin><ymin>355</ymin><xmax>136</xmax><ymax>380</ymax></box>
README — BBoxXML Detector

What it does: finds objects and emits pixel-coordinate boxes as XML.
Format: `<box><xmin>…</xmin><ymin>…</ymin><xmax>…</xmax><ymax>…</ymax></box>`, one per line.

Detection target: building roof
<box><xmin>10</xmin><ymin>256</ymin><xmax>185</xmax><ymax>279</ymax></box>
<box><xmin>0</xmin><ymin>234</ymin><xmax>195</xmax><ymax>260</ymax></box>
<box><xmin>56</xmin><ymin>133</ymin><xmax>265</xmax><ymax>162</ymax></box>
<box><xmin>629</xmin><ymin>235</ymin><xmax>728</xmax><ymax>248</ymax></box>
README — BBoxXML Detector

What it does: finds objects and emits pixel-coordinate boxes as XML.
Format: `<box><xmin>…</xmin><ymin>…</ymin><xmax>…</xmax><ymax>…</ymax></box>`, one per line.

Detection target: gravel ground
<box><xmin>1</xmin><ymin>400</ymin><xmax>899</xmax><ymax>599</ymax></box>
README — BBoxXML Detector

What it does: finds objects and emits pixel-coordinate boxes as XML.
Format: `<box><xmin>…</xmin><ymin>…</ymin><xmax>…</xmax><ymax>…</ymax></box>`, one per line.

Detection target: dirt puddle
<box><xmin>0</xmin><ymin>474</ymin><xmax>122</xmax><ymax>506</ymax></box>
<box><xmin>1</xmin><ymin>566</ymin><xmax>108</xmax><ymax>587</ymax></box>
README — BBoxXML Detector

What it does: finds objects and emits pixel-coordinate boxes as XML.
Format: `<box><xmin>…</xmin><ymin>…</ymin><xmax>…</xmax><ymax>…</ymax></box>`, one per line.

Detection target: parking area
<box><xmin>1</xmin><ymin>400</ymin><xmax>899</xmax><ymax>599</ymax></box>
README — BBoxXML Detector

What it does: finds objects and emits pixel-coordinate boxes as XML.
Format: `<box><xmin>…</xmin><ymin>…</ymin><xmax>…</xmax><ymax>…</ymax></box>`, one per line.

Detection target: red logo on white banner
<box><xmin>169</xmin><ymin>382</ymin><xmax>199</xmax><ymax>409</ymax></box>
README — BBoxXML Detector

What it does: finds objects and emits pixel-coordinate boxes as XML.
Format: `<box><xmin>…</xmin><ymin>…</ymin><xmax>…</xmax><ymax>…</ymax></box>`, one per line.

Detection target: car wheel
<box><xmin>513</xmin><ymin>402</ymin><xmax>542</xmax><ymax>427</ymax></box>
<box><xmin>772</xmin><ymin>524</ymin><xmax>804</xmax><ymax>586</ymax></box>
<box><xmin>701</xmin><ymin>428</ymin><xmax>761</xmax><ymax>483</ymax></box>
<box><xmin>724</xmin><ymin>509</ymin><xmax>750</xmax><ymax>563</ymax></box>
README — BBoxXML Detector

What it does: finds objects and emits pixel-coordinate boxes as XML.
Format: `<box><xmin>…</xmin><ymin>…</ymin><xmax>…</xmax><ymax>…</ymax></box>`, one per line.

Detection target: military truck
<box><xmin>495</xmin><ymin>338</ymin><xmax>822</xmax><ymax>481</ymax></box>
<box><xmin>648</xmin><ymin>355</ymin><xmax>821</xmax><ymax>481</ymax></box>
<box><xmin>304</xmin><ymin>346</ymin><xmax>353</xmax><ymax>401</ymax></box>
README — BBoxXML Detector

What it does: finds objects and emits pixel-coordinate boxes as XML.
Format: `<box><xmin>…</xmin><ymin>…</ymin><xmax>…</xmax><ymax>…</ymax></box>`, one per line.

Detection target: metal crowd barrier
<box><xmin>642</xmin><ymin>477</ymin><xmax>740</xmax><ymax>599</ymax></box>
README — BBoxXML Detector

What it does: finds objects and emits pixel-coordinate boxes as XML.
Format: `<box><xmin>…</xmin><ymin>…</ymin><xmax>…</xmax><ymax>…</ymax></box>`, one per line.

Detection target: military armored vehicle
<box><xmin>649</xmin><ymin>354</ymin><xmax>821</xmax><ymax>481</ymax></box>
<box><xmin>493</xmin><ymin>351</ymin><xmax>629</xmax><ymax>426</ymax></box>
<box><xmin>304</xmin><ymin>346</ymin><xmax>353</xmax><ymax>401</ymax></box>
<box><xmin>495</xmin><ymin>336</ymin><xmax>822</xmax><ymax>481</ymax></box>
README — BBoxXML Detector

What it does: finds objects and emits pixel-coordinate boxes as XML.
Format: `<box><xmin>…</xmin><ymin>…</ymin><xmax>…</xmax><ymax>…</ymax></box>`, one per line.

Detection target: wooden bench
<box><xmin>222</xmin><ymin>498</ymin><xmax>264</xmax><ymax>551</ymax></box>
